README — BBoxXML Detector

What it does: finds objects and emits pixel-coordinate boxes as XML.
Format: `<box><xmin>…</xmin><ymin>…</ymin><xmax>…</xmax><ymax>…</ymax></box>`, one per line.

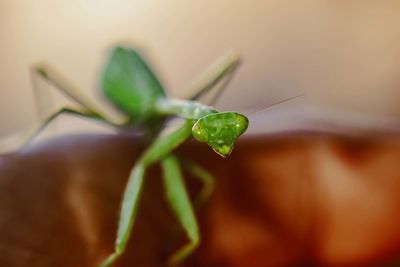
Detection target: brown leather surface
<box><xmin>1</xmin><ymin>133</ymin><xmax>400</xmax><ymax>267</ymax></box>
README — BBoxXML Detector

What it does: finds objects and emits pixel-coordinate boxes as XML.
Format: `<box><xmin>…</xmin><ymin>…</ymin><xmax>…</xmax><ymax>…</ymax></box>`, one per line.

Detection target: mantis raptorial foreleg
<box><xmin>161</xmin><ymin>155</ymin><xmax>199</xmax><ymax>266</ymax></box>
<box><xmin>99</xmin><ymin>163</ymin><xmax>145</xmax><ymax>267</ymax></box>
<box><xmin>100</xmin><ymin>121</ymin><xmax>194</xmax><ymax>267</ymax></box>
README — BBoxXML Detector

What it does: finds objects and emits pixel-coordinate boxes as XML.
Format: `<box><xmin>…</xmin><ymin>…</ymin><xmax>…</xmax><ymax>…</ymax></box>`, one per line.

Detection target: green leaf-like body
<box><xmin>102</xmin><ymin>46</ymin><xmax>166</xmax><ymax>127</ymax></box>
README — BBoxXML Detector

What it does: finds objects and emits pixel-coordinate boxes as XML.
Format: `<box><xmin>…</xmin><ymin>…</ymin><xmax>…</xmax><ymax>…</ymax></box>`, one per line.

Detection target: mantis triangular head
<box><xmin>192</xmin><ymin>112</ymin><xmax>249</xmax><ymax>157</ymax></box>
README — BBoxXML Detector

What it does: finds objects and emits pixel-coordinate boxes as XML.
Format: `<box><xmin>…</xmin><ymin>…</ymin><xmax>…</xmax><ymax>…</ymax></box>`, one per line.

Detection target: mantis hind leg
<box><xmin>31</xmin><ymin>63</ymin><xmax>126</xmax><ymax>126</ymax></box>
<box><xmin>0</xmin><ymin>106</ymin><xmax>101</xmax><ymax>153</ymax></box>
<box><xmin>161</xmin><ymin>155</ymin><xmax>200</xmax><ymax>266</ymax></box>
<box><xmin>0</xmin><ymin>64</ymin><xmax>129</xmax><ymax>153</ymax></box>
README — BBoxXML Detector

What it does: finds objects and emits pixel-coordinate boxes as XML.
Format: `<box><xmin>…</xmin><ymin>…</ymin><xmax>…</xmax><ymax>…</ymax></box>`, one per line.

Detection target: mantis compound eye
<box><xmin>192</xmin><ymin>112</ymin><xmax>249</xmax><ymax>157</ymax></box>
<box><xmin>192</xmin><ymin>122</ymin><xmax>209</xmax><ymax>143</ymax></box>
<box><xmin>235</xmin><ymin>114</ymin><xmax>249</xmax><ymax>136</ymax></box>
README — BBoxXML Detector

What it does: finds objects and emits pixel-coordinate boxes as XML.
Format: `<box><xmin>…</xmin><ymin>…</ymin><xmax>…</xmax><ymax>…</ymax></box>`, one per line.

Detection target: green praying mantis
<box><xmin>97</xmin><ymin>47</ymin><xmax>248</xmax><ymax>267</ymax></box>
<box><xmin>0</xmin><ymin>45</ymin><xmax>249</xmax><ymax>266</ymax></box>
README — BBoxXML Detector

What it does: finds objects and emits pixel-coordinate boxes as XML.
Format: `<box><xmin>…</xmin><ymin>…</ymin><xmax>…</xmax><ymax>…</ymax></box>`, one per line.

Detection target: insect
<box><xmin>1</xmin><ymin>45</ymin><xmax>249</xmax><ymax>266</ymax></box>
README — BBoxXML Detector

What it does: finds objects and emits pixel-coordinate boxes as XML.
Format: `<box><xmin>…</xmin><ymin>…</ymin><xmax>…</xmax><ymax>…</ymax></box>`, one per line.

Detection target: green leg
<box><xmin>179</xmin><ymin>157</ymin><xmax>215</xmax><ymax>208</ymax></box>
<box><xmin>30</xmin><ymin>64</ymin><xmax>55</xmax><ymax>121</ymax></box>
<box><xmin>183</xmin><ymin>52</ymin><xmax>240</xmax><ymax>104</ymax></box>
<box><xmin>99</xmin><ymin>164</ymin><xmax>146</xmax><ymax>267</ymax></box>
<box><xmin>1</xmin><ymin>64</ymin><xmax>127</xmax><ymax>153</ymax></box>
<box><xmin>31</xmin><ymin>63</ymin><xmax>127</xmax><ymax>126</ymax></box>
<box><xmin>99</xmin><ymin>121</ymin><xmax>194</xmax><ymax>267</ymax></box>
<box><xmin>0</xmin><ymin>106</ymin><xmax>102</xmax><ymax>153</ymax></box>
<box><xmin>33</xmin><ymin>107</ymin><xmax>104</xmax><ymax>141</ymax></box>
<box><xmin>161</xmin><ymin>155</ymin><xmax>200</xmax><ymax>266</ymax></box>
<box><xmin>207</xmin><ymin>64</ymin><xmax>239</xmax><ymax>106</ymax></box>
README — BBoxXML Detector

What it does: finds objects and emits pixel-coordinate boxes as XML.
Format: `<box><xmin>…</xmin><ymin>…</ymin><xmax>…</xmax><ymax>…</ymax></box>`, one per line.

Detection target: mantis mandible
<box><xmin>2</xmin><ymin>45</ymin><xmax>249</xmax><ymax>266</ymax></box>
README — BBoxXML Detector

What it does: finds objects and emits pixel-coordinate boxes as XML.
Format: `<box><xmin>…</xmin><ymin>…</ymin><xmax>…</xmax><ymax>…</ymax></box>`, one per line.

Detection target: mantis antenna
<box><xmin>246</xmin><ymin>94</ymin><xmax>304</xmax><ymax>115</ymax></box>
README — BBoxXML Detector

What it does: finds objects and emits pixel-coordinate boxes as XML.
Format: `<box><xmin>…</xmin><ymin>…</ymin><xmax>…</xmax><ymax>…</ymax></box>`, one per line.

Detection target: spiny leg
<box><xmin>179</xmin><ymin>156</ymin><xmax>215</xmax><ymax>208</ymax></box>
<box><xmin>183</xmin><ymin>52</ymin><xmax>240</xmax><ymax>104</ymax></box>
<box><xmin>161</xmin><ymin>155</ymin><xmax>200</xmax><ymax>266</ymax></box>
<box><xmin>99</xmin><ymin>121</ymin><xmax>193</xmax><ymax>267</ymax></box>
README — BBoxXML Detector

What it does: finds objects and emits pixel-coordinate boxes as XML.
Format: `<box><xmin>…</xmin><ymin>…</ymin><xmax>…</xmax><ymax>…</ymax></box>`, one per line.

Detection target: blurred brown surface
<box><xmin>1</xmin><ymin>132</ymin><xmax>400</xmax><ymax>267</ymax></box>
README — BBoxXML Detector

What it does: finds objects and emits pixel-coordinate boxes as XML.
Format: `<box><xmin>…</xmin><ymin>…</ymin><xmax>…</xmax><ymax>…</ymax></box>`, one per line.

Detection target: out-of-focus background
<box><xmin>1</xmin><ymin>1</ymin><xmax>400</xmax><ymax>137</ymax></box>
<box><xmin>2</xmin><ymin>2</ymin><xmax>400</xmax><ymax>267</ymax></box>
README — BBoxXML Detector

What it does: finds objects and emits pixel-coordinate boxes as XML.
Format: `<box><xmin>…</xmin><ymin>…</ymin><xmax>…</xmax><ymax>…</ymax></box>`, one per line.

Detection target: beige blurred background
<box><xmin>1</xmin><ymin>0</ymin><xmax>400</xmax><ymax>137</ymax></box>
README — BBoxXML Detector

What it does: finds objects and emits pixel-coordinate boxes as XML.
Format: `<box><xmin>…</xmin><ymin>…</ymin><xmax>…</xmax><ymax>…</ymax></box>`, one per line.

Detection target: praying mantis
<box><xmin>1</xmin><ymin>45</ymin><xmax>249</xmax><ymax>266</ymax></box>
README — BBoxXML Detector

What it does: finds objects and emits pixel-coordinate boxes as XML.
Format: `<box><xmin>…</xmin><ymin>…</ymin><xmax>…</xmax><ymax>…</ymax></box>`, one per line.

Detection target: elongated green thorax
<box><xmin>155</xmin><ymin>98</ymin><xmax>217</xmax><ymax>119</ymax></box>
<box><xmin>192</xmin><ymin>112</ymin><xmax>249</xmax><ymax>157</ymax></box>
